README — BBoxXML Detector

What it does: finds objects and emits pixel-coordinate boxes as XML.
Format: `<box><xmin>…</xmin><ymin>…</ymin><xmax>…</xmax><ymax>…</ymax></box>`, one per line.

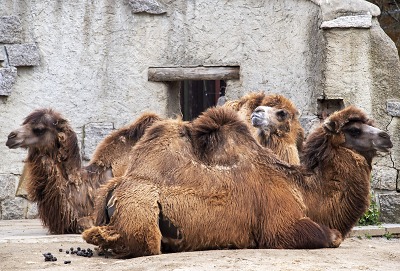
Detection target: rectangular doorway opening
<box><xmin>180</xmin><ymin>80</ymin><xmax>226</xmax><ymax>121</ymax></box>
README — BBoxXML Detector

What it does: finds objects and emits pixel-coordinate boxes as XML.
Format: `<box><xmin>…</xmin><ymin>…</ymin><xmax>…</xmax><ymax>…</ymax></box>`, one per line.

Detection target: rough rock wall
<box><xmin>0</xmin><ymin>0</ymin><xmax>399</xmax><ymax>222</ymax></box>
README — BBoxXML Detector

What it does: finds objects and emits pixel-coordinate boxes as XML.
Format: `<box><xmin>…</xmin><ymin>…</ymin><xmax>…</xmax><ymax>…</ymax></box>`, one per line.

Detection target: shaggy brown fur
<box><xmin>224</xmin><ymin>92</ymin><xmax>304</xmax><ymax>164</ymax></box>
<box><xmin>298</xmin><ymin>106</ymin><xmax>392</xmax><ymax>237</ymax></box>
<box><xmin>6</xmin><ymin>109</ymin><xmax>161</xmax><ymax>234</ymax></box>
<box><xmin>83</xmin><ymin>107</ymin><xmax>342</xmax><ymax>258</ymax></box>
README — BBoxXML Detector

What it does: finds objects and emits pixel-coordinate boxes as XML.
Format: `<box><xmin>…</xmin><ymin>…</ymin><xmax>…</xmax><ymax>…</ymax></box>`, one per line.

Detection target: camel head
<box><xmin>6</xmin><ymin>108</ymin><xmax>77</xmax><ymax>156</ymax></box>
<box><xmin>323</xmin><ymin>106</ymin><xmax>393</xmax><ymax>155</ymax></box>
<box><xmin>250</xmin><ymin>105</ymin><xmax>293</xmax><ymax>139</ymax></box>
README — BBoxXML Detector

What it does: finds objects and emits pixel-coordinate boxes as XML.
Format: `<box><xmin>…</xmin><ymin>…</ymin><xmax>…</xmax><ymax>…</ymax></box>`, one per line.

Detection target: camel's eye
<box><xmin>347</xmin><ymin>127</ymin><xmax>361</xmax><ymax>137</ymax></box>
<box><xmin>276</xmin><ymin>110</ymin><xmax>288</xmax><ymax>120</ymax></box>
<box><xmin>32</xmin><ymin>127</ymin><xmax>46</xmax><ymax>136</ymax></box>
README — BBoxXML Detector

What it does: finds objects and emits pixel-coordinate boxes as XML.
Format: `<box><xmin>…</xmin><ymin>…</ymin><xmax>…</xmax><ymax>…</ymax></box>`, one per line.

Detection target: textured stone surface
<box><xmin>5</xmin><ymin>43</ymin><xmax>40</xmax><ymax>66</ymax></box>
<box><xmin>378</xmin><ymin>192</ymin><xmax>400</xmax><ymax>223</ymax></box>
<box><xmin>372</xmin><ymin>165</ymin><xmax>398</xmax><ymax>191</ymax></box>
<box><xmin>0</xmin><ymin>67</ymin><xmax>17</xmax><ymax>96</ymax></box>
<box><xmin>321</xmin><ymin>15</ymin><xmax>372</xmax><ymax>29</ymax></box>
<box><xmin>387</xmin><ymin>100</ymin><xmax>400</xmax><ymax>117</ymax></box>
<box><xmin>0</xmin><ymin>15</ymin><xmax>22</xmax><ymax>43</ymax></box>
<box><xmin>299</xmin><ymin>115</ymin><xmax>321</xmax><ymax>137</ymax></box>
<box><xmin>0</xmin><ymin>46</ymin><xmax>5</xmax><ymax>62</ymax></box>
<box><xmin>128</xmin><ymin>0</ymin><xmax>166</xmax><ymax>14</ymax></box>
<box><xmin>83</xmin><ymin>122</ymin><xmax>114</xmax><ymax>161</ymax></box>
<box><xmin>312</xmin><ymin>0</ymin><xmax>380</xmax><ymax>21</ymax></box>
<box><xmin>1</xmin><ymin>197</ymin><xmax>25</xmax><ymax>220</ymax></box>
<box><xmin>26</xmin><ymin>202</ymin><xmax>38</xmax><ymax>219</ymax></box>
<box><xmin>0</xmin><ymin>174</ymin><xmax>16</xmax><ymax>201</ymax></box>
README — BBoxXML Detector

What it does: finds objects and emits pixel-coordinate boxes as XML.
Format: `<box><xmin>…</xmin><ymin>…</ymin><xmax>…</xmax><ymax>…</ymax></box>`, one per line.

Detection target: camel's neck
<box><xmin>257</xmin><ymin>132</ymin><xmax>300</xmax><ymax>165</ymax></box>
<box><xmin>25</xmin><ymin>135</ymin><xmax>83</xmax><ymax>234</ymax></box>
<box><xmin>301</xmin><ymin>128</ymin><xmax>371</xmax><ymax>237</ymax></box>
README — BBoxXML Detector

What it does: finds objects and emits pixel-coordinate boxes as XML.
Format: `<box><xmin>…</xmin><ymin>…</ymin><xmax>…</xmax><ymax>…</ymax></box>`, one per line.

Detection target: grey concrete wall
<box><xmin>0</xmin><ymin>0</ymin><xmax>399</xmax><ymax>221</ymax></box>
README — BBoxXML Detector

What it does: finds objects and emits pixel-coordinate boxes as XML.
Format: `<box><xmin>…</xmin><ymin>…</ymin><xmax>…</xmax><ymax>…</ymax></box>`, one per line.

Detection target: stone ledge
<box><xmin>350</xmin><ymin>224</ymin><xmax>400</xmax><ymax>237</ymax></box>
<box><xmin>321</xmin><ymin>14</ymin><xmax>372</xmax><ymax>29</ymax></box>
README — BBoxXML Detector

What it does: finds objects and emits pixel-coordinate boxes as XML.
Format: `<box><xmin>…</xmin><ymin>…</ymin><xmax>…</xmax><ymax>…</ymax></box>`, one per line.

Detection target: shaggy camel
<box><xmin>6</xmin><ymin>109</ymin><xmax>160</xmax><ymax>234</ymax></box>
<box><xmin>83</xmin><ymin>106</ymin><xmax>343</xmax><ymax>258</ymax></box>
<box><xmin>223</xmin><ymin>92</ymin><xmax>304</xmax><ymax>164</ymax></box>
<box><xmin>251</xmin><ymin>105</ymin><xmax>393</xmax><ymax>237</ymax></box>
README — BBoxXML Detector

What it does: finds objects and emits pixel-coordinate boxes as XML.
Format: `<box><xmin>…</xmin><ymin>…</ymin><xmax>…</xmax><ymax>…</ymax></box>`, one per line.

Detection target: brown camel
<box><xmin>251</xmin><ymin>105</ymin><xmax>393</xmax><ymax>237</ymax></box>
<box><xmin>223</xmin><ymin>92</ymin><xmax>304</xmax><ymax>164</ymax></box>
<box><xmin>82</xmin><ymin>106</ymin><xmax>343</xmax><ymax>258</ymax></box>
<box><xmin>6</xmin><ymin>109</ymin><xmax>161</xmax><ymax>234</ymax></box>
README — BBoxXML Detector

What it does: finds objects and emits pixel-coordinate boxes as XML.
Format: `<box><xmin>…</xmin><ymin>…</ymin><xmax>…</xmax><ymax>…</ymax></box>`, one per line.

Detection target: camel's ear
<box><xmin>323</xmin><ymin>119</ymin><xmax>339</xmax><ymax>134</ymax></box>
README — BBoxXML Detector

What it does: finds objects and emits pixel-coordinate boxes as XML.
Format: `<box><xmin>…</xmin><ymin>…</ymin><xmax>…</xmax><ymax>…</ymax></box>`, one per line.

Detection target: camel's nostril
<box><xmin>379</xmin><ymin>132</ymin><xmax>390</xmax><ymax>139</ymax></box>
<box><xmin>7</xmin><ymin>132</ymin><xmax>17</xmax><ymax>139</ymax></box>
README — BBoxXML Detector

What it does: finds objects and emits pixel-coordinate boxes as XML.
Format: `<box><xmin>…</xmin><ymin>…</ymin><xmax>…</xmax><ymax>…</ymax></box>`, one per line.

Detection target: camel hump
<box><xmin>191</xmin><ymin>106</ymin><xmax>254</xmax><ymax>160</ymax></box>
<box><xmin>126</xmin><ymin>112</ymin><xmax>162</xmax><ymax>142</ymax></box>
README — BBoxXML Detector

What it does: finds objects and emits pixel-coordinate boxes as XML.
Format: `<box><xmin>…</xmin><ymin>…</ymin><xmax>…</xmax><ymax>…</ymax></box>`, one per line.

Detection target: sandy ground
<box><xmin>0</xmin><ymin>220</ymin><xmax>399</xmax><ymax>271</ymax></box>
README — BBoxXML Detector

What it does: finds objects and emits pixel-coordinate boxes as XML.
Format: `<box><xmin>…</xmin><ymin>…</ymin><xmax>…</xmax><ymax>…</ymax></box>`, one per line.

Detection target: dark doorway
<box><xmin>180</xmin><ymin>80</ymin><xmax>226</xmax><ymax>121</ymax></box>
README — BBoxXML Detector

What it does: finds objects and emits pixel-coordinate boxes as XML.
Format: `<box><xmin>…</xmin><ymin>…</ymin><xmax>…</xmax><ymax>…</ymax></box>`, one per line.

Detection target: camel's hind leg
<box><xmin>286</xmin><ymin>218</ymin><xmax>342</xmax><ymax>249</ymax></box>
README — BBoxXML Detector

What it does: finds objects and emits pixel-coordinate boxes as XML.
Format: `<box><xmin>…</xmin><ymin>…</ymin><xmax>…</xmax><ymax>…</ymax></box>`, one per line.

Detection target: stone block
<box><xmin>128</xmin><ymin>0</ymin><xmax>166</xmax><ymax>14</ymax></box>
<box><xmin>0</xmin><ymin>174</ymin><xmax>16</xmax><ymax>201</ymax></box>
<box><xmin>387</xmin><ymin>100</ymin><xmax>400</xmax><ymax>117</ymax></box>
<box><xmin>1</xmin><ymin>197</ymin><xmax>26</xmax><ymax>220</ymax></box>
<box><xmin>26</xmin><ymin>202</ymin><xmax>38</xmax><ymax>219</ymax></box>
<box><xmin>299</xmin><ymin>115</ymin><xmax>321</xmax><ymax>137</ymax></box>
<box><xmin>377</xmin><ymin>192</ymin><xmax>400</xmax><ymax>223</ymax></box>
<box><xmin>0</xmin><ymin>46</ymin><xmax>5</xmax><ymax>62</ymax></box>
<box><xmin>0</xmin><ymin>67</ymin><xmax>17</xmax><ymax>96</ymax></box>
<box><xmin>371</xmin><ymin>166</ymin><xmax>398</xmax><ymax>191</ymax></box>
<box><xmin>82</xmin><ymin>122</ymin><xmax>114</xmax><ymax>161</ymax></box>
<box><xmin>6</xmin><ymin>43</ymin><xmax>40</xmax><ymax>66</ymax></box>
<box><xmin>0</xmin><ymin>15</ymin><xmax>22</xmax><ymax>43</ymax></box>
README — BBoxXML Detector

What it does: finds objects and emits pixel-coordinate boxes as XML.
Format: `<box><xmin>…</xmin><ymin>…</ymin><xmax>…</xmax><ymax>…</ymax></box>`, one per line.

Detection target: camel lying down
<box><xmin>83</xmin><ymin>106</ymin><xmax>349</xmax><ymax>258</ymax></box>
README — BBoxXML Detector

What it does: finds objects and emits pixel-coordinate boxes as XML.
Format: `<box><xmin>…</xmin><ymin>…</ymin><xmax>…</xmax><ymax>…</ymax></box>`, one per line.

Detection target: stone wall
<box><xmin>0</xmin><ymin>0</ymin><xmax>399</xmax><ymax>222</ymax></box>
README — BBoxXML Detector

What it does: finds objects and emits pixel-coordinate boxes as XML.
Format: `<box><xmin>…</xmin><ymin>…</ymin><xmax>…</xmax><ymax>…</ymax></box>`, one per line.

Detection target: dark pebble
<box><xmin>77</xmin><ymin>247</ymin><xmax>81</xmax><ymax>251</ymax></box>
<box><xmin>51</xmin><ymin>257</ymin><xmax>57</xmax><ymax>262</ymax></box>
<box><xmin>64</xmin><ymin>260</ymin><xmax>71</xmax><ymax>264</ymax></box>
<box><xmin>59</xmin><ymin>248</ymin><xmax>63</xmax><ymax>252</ymax></box>
<box><xmin>66</xmin><ymin>250</ymin><xmax>70</xmax><ymax>254</ymax></box>
<box><xmin>70</xmin><ymin>247</ymin><xmax>74</xmax><ymax>251</ymax></box>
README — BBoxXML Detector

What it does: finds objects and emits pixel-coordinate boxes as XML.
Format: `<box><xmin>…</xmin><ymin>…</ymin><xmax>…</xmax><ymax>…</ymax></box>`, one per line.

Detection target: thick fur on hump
<box><xmin>299</xmin><ymin>106</ymin><xmax>391</xmax><ymax>237</ymax></box>
<box><xmin>90</xmin><ymin>112</ymin><xmax>162</xmax><ymax>177</ymax></box>
<box><xmin>191</xmin><ymin>107</ymin><xmax>257</xmax><ymax>164</ymax></box>
<box><xmin>84</xmin><ymin>106</ymin><xmax>342</xmax><ymax>258</ymax></box>
<box><xmin>7</xmin><ymin>109</ymin><xmax>162</xmax><ymax>234</ymax></box>
<box><xmin>224</xmin><ymin>92</ymin><xmax>304</xmax><ymax>164</ymax></box>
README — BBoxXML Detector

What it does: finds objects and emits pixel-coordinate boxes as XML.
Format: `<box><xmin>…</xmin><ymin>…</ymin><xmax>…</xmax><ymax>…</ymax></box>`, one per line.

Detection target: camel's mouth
<box><xmin>372</xmin><ymin>139</ymin><xmax>393</xmax><ymax>153</ymax></box>
<box><xmin>6</xmin><ymin>139</ymin><xmax>23</xmax><ymax>149</ymax></box>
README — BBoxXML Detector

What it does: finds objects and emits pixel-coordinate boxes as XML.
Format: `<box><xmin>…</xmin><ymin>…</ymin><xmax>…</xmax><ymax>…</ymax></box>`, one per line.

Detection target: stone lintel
<box><xmin>321</xmin><ymin>14</ymin><xmax>372</xmax><ymax>29</ymax></box>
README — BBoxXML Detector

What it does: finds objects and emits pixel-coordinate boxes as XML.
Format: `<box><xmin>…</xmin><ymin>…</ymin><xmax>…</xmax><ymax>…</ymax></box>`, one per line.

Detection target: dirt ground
<box><xmin>0</xmin><ymin>220</ymin><xmax>399</xmax><ymax>271</ymax></box>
